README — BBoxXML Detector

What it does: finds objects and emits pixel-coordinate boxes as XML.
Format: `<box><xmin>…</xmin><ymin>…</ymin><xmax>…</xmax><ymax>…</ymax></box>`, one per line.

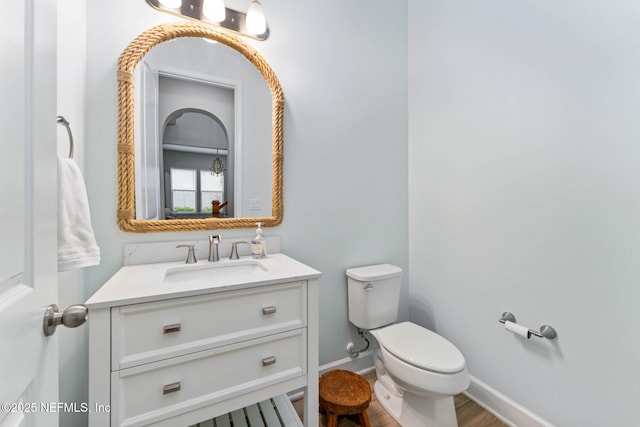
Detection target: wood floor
<box><xmin>292</xmin><ymin>371</ymin><xmax>507</xmax><ymax>427</ymax></box>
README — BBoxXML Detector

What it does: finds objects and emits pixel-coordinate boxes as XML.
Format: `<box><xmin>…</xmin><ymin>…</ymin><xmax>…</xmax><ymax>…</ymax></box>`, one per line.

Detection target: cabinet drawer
<box><xmin>112</xmin><ymin>281</ymin><xmax>305</xmax><ymax>370</ymax></box>
<box><xmin>112</xmin><ymin>329</ymin><xmax>306</xmax><ymax>427</ymax></box>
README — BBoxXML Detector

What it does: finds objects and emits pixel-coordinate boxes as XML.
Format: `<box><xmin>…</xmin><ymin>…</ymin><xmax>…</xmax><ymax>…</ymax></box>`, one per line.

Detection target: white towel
<box><xmin>57</xmin><ymin>155</ymin><xmax>101</xmax><ymax>271</ymax></box>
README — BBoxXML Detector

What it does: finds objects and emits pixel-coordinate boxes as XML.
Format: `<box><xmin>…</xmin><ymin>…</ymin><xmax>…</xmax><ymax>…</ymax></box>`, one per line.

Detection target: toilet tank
<box><xmin>346</xmin><ymin>264</ymin><xmax>403</xmax><ymax>330</ymax></box>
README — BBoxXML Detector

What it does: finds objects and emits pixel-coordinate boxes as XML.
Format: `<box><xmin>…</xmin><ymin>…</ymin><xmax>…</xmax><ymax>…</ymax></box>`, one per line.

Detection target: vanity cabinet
<box><xmin>86</xmin><ymin>254</ymin><xmax>320</xmax><ymax>427</ymax></box>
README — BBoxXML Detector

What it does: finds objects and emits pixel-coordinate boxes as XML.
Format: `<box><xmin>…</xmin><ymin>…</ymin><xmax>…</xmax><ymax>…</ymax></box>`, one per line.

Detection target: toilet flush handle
<box><xmin>364</xmin><ymin>283</ymin><xmax>374</xmax><ymax>291</ymax></box>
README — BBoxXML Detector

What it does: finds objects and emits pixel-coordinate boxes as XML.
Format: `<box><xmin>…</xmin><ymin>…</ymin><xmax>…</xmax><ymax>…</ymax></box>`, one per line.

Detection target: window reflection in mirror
<box><xmin>161</xmin><ymin>109</ymin><xmax>230</xmax><ymax>219</ymax></box>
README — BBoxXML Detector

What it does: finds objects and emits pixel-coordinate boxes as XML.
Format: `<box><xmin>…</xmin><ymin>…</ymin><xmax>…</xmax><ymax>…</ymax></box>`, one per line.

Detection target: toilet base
<box><xmin>374</xmin><ymin>380</ymin><xmax>459</xmax><ymax>427</ymax></box>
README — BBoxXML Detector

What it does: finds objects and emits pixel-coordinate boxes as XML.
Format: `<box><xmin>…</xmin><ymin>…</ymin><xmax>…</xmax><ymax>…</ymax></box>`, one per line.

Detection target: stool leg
<box><xmin>327</xmin><ymin>413</ymin><xmax>338</xmax><ymax>427</ymax></box>
<box><xmin>359</xmin><ymin>410</ymin><xmax>371</xmax><ymax>427</ymax></box>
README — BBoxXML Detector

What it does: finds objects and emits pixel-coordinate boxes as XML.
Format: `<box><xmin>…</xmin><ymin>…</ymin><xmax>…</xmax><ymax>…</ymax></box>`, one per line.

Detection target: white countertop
<box><xmin>85</xmin><ymin>253</ymin><xmax>321</xmax><ymax>309</ymax></box>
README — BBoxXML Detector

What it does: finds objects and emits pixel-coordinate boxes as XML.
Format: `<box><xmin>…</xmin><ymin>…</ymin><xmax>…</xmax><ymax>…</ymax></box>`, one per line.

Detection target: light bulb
<box><xmin>158</xmin><ymin>0</ymin><xmax>182</xmax><ymax>8</ymax></box>
<box><xmin>246</xmin><ymin>0</ymin><xmax>266</xmax><ymax>35</ymax></box>
<box><xmin>202</xmin><ymin>0</ymin><xmax>225</xmax><ymax>22</ymax></box>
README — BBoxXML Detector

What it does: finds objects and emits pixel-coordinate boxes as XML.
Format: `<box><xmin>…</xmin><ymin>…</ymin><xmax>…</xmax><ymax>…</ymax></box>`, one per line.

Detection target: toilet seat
<box><xmin>373</xmin><ymin>322</ymin><xmax>466</xmax><ymax>374</ymax></box>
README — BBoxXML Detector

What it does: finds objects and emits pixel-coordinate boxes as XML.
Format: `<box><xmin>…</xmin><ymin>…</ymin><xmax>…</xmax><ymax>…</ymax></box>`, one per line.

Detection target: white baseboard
<box><xmin>465</xmin><ymin>375</ymin><xmax>554</xmax><ymax>427</ymax></box>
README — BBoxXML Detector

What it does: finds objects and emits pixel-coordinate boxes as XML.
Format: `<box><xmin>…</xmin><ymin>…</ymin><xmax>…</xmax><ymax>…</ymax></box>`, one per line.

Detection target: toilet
<box><xmin>346</xmin><ymin>264</ymin><xmax>470</xmax><ymax>427</ymax></box>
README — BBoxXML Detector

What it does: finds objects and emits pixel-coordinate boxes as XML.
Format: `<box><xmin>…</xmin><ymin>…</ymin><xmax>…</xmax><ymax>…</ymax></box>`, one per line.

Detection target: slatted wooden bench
<box><xmin>188</xmin><ymin>395</ymin><xmax>303</xmax><ymax>427</ymax></box>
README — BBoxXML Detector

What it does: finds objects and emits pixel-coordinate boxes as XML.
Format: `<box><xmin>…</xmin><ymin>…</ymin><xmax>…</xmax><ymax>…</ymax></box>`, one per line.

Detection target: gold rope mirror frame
<box><xmin>117</xmin><ymin>22</ymin><xmax>284</xmax><ymax>232</ymax></box>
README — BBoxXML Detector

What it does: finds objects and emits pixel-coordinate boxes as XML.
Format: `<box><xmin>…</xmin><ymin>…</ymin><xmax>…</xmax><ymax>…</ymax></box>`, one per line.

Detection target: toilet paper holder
<box><xmin>499</xmin><ymin>312</ymin><xmax>557</xmax><ymax>339</ymax></box>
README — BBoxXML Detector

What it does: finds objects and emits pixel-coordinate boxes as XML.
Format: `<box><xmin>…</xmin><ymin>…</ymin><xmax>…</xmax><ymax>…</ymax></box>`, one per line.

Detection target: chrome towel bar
<box><xmin>499</xmin><ymin>311</ymin><xmax>557</xmax><ymax>339</ymax></box>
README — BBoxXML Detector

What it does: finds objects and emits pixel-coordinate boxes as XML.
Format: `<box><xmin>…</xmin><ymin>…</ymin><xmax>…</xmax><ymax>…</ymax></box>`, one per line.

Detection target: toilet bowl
<box><xmin>346</xmin><ymin>264</ymin><xmax>470</xmax><ymax>427</ymax></box>
<box><xmin>370</xmin><ymin>322</ymin><xmax>469</xmax><ymax>427</ymax></box>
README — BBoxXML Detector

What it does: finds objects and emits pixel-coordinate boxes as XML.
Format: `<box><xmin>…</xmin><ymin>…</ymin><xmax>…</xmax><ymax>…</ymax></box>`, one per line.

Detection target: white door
<box><xmin>0</xmin><ymin>0</ymin><xmax>59</xmax><ymax>426</ymax></box>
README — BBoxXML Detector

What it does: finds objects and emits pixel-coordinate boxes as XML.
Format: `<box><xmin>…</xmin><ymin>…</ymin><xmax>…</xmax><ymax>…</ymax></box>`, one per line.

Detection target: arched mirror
<box><xmin>117</xmin><ymin>22</ymin><xmax>283</xmax><ymax>232</ymax></box>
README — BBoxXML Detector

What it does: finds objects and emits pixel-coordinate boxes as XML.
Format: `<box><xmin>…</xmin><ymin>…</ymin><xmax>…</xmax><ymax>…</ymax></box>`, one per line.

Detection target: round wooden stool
<box><xmin>319</xmin><ymin>370</ymin><xmax>371</xmax><ymax>427</ymax></box>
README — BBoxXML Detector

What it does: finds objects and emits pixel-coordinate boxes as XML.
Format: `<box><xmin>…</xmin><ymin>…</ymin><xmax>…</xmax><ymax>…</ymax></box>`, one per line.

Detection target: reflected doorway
<box><xmin>162</xmin><ymin>109</ymin><xmax>232</xmax><ymax>218</ymax></box>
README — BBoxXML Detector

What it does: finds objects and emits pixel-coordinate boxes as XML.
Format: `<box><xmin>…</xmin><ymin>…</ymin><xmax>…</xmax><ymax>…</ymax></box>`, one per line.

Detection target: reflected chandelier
<box><xmin>210</xmin><ymin>149</ymin><xmax>225</xmax><ymax>176</ymax></box>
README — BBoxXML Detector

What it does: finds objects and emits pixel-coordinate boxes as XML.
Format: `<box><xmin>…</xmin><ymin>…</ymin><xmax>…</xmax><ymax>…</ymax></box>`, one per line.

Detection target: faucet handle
<box><xmin>229</xmin><ymin>241</ymin><xmax>249</xmax><ymax>260</ymax></box>
<box><xmin>176</xmin><ymin>244</ymin><xmax>197</xmax><ymax>264</ymax></box>
<box><xmin>208</xmin><ymin>235</ymin><xmax>221</xmax><ymax>262</ymax></box>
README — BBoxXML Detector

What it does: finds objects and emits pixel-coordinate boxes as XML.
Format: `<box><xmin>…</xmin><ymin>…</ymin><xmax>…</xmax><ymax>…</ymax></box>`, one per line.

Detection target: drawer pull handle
<box><xmin>163</xmin><ymin>323</ymin><xmax>181</xmax><ymax>334</ymax></box>
<box><xmin>162</xmin><ymin>382</ymin><xmax>181</xmax><ymax>395</ymax></box>
<box><xmin>262</xmin><ymin>356</ymin><xmax>277</xmax><ymax>366</ymax></box>
<box><xmin>262</xmin><ymin>306</ymin><xmax>277</xmax><ymax>315</ymax></box>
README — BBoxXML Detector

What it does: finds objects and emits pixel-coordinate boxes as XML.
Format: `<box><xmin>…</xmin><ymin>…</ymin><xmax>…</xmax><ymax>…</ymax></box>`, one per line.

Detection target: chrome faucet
<box><xmin>176</xmin><ymin>244</ymin><xmax>197</xmax><ymax>264</ymax></box>
<box><xmin>208</xmin><ymin>235</ymin><xmax>221</xmax><ymax>262</ymax></box>
<box><xmin>229</xmin><ymin>241</ymin><xmax>249</xmax><ymax>260</ymax></box>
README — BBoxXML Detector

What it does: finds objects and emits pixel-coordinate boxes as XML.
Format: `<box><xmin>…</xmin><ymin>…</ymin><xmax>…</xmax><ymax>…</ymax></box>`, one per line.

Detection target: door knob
<box><xmin>43</xmin><ymin>304</ymin><xmax>88</xmax><ymax>337</ymax></box>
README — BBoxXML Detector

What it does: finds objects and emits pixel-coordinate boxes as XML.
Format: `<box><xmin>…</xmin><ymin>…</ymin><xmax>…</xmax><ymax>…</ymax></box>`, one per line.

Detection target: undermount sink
<box><xmin>163</xmin><ymin>260</ymin><xmax>268</xmax><ymax>283</ymax></box>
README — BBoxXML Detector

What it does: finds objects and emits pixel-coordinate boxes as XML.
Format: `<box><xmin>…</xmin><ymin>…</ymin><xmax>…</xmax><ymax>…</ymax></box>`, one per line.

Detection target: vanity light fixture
<box><xmin>145</xmin><ymin>0</ymin><xmax>269</xmax><ymax>40</ymax></box>
<box><xmin>158</xmin><ymin>0</ymin><xmax>182</xmax><ymax>7</ymax></box>
<box><xmin>202</xmin><ymin>0</ymin><xmax>225</xmax><ymax>22</ymax></box>
<box><xmin>245</xmin><ymin>0</ymin><xmax>266</xmax><ymax>35</ymax></box>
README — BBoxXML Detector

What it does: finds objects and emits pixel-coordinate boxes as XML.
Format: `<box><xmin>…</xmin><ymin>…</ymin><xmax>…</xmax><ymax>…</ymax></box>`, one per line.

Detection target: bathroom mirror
<box><xmin>117</xmin><ymin>22</ymin><xmax>283</xmax><ymax>232</ymax></box>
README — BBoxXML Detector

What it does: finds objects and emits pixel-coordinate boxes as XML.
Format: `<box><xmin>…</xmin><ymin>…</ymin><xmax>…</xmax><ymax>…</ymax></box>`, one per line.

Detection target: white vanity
<box><xmin>86</xmin><ymin>253</ymin><xmax>321</xmax><ymax>427</ymax></box>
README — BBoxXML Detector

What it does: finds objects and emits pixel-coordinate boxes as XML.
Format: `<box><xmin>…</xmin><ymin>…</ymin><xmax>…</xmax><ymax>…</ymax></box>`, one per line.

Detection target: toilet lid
<box><xmin>346</xmin><ymin>264</ymin><xmax>403</xmax><ymax>281</ymax></box>
<box><xmin>376</xmin><ymin>322</ymin><xmax>466</xmax><ymax>374</ymax></box>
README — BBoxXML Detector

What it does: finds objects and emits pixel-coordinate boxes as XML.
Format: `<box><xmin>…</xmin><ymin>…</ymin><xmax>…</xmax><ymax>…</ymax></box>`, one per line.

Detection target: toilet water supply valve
<box><xmin>347</xmin><ymin>328</ymin><xmax>370</xmax><ymax>358</ymax></box>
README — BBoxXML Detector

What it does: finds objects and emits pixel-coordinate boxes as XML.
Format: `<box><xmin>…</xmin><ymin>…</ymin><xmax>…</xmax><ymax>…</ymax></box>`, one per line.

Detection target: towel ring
<box><xmin>57</xmin><ymin>116</ymin><xmax>74</xmax><ymax>159</ymax></box>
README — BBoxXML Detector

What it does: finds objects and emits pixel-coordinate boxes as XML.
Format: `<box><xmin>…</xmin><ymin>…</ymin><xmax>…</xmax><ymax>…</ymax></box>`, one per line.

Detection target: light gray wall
<box><xmin>79</xmin><ymin>0</ymin><xmax>408</xmax><ymax>420</ymax></box>
<box><xmin>57</xmin><ymin>2</ymin><xmax>88</xmax><ymax>427</ymax></box>
<box><xmin>408</xmin><ymin>1</ymin><xmax>640</xmax><ymax>426</ymax></box>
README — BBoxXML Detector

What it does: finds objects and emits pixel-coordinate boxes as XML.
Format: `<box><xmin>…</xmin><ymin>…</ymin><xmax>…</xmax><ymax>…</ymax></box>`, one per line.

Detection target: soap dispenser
<box><xmin>251</xmin><ymin>222</ymin><xmax>267</xmax><ymax>259</ymax></box>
